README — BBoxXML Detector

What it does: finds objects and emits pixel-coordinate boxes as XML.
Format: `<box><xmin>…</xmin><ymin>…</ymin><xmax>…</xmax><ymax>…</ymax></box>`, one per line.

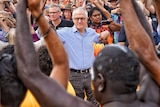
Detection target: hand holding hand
<box><xmin>99</xmin><ymin>30</ymin><xmax>110</xmax><ymax>44</ymax></box>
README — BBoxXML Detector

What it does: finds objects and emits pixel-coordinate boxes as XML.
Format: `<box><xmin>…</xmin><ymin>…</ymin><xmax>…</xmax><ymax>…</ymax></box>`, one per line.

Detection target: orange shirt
<box><xmin>93</xmin><ymin>43</ymin><xmax>104</xmax><ymax>57</ymax></box>
<box><xmin>21</xmin><ymin>82</ymin><xmax>75</xmax><ymax>107</ymax></box>
<box><xmin>90</xmin><ymin>24</ymin><xmax>113</xmax><ymax>44</ymax></box>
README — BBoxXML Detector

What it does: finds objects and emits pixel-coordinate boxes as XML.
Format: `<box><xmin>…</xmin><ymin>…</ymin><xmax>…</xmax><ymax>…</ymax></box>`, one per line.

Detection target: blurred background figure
<box><xmin>62</xmin><ymin>3</ymin><xmax>72</xmax><ymax>21</ymax></box>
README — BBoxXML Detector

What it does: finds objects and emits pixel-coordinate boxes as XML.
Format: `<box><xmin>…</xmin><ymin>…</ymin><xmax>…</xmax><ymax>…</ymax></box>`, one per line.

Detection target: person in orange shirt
<box><xmin>89</xmin><ymin>7</ymin><xmax>113</xmax><ymax>44</ymax></box>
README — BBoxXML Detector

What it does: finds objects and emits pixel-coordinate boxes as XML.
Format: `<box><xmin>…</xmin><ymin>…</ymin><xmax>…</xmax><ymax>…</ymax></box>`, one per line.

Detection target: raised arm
<box><xmin>153</xmin><ymin>0</ymin><xmax>160</xmax><ymax>25</ymax></box>
<box><xmin>28</xmin><ymin>0</ymin><xmax>69</xmax><ymax>89</ymax></box>
<box><xmin>119</xmin><ymin>0</ymin><xmax>160</xmax><ymax>85</ymax></box>
<box><xmin>15</xmin><ymin>0</ymin><xmax>71</xmax><ymax>106</ymax></box>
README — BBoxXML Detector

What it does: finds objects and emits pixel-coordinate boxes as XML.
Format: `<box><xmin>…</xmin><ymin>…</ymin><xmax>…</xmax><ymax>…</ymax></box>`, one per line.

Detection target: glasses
<box><xmin>73</xmin><ymin>17</ymin><xmax>86</xmax><ymax>21</ymax></box>
<box><xmin>49</xmin><ymin>11</ymin><xmax>59</xmax><ymax>14</ymax></box>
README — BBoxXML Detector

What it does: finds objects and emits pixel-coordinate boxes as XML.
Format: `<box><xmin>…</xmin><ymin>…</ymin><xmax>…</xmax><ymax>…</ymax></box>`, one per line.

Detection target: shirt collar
<box><xmin>72</xmin><ymin>25</ymin><xmax>88</xmax><ymax>33</ymax></box>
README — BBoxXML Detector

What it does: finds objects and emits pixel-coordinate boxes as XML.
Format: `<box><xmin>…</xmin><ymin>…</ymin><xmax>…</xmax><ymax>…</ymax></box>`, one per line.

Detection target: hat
<box><xmin>61</xmin><ymin>3</ymin><xmax>72</xmax><ymax>11</ymax></box>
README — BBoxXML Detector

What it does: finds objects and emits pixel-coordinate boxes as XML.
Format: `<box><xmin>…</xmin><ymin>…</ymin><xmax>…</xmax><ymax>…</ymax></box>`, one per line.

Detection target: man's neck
<box><xmin>52</xmin><ymin>18</ymin><xmax>61</xmax><ymax>27</ymax></box>
<box><xmin>77</xmin><ymin>28</ymin><xmax>86</xmax><ymax>35</ymax></box>
<box><xmin>101</xmin><ymin>93</ymin><xmax>137</xmax><ymax>106</ymax></box>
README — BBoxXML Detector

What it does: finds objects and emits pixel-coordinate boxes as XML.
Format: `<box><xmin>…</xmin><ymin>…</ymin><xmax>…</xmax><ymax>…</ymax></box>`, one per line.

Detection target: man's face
<box><xmin>49</xmin><ymin>7</ymin><xmax>61</xmax><ymax>21</ymax></box>
<box><xmin>90</xmin><ymin>10</ymin><xmax>102</xmax><ymax>24</ymax></box>
<box><xmin>72</xmin><ymin>11</ymin><xmax>88</xmax><ymax>31</ymax></box>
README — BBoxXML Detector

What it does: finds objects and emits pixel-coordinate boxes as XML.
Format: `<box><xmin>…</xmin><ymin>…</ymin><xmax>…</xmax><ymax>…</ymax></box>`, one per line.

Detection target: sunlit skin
<box><xmin>72</xmin><ymin>11</ymin><xmax>88</xmax><ymax>34</ymax></box>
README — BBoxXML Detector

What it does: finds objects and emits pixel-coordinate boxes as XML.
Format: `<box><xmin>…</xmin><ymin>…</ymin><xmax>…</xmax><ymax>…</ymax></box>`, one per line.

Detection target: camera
<box><xmin>101</xmin><ymin>20</ymin><xmax>111</xmax><ymax>25</ymax></box>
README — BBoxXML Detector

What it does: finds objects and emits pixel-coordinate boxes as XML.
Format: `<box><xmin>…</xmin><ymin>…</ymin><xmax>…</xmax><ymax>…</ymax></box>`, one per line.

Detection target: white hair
<box><xmin>49</xmin><ymin>3</ymin><xmax>61</xmax><ymax>11</ymax></box>
<box><xmin>72</xmin><ymin>7</ymin><xmax>88</xmax><ymax>18</ymax></box>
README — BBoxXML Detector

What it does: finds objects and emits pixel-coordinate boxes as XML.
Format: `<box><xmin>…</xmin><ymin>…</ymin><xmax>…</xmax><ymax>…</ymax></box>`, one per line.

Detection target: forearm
<box><xmin>37</xmin><ymin>16</ymin><xmax>68</xmax><ymax>64</ymax></box>
<box><xmin>94</xmin><ymin>1</ymin><xmax>110</xmax><ymax>19</ymax></box>
<box><xmin>42</xmin><ymin>17</ymin><xmax>69</xmax><ymax>88</ymax></box>
<box><xmin>38</xmin><ymin>15</ymin><xmax>69</xmax><ymax>88</ymax></box>
<box><xmin>120</xmin><ymin>0</ymin><xmax>151</xmax><ymax>52</ymax></box>
<box><xmin>153</xmin><ymin>0</ymin><xmax>160</xmax><ymax>24</ymax></box>
<box><xmin>15</xmin><ymin>0</ymin><xmax>68</xmax><ymax>106</ymax></box>
<box><xmin>30</xmin><ymin>6</ymin><xmax>69</xmax><ymax>89</ymax></box>
<box><xmin>120</xmin><ymin>0</ymin><xmax>160</xmax><ymax>85</ymax></box>
<box><xmin>15</xmin><ymin>0</ymin><xmax>39</xmax><ymax>78</ymax></box>
<box><xmin>109</xmin><ymin>22</ymin><xmax>121</xmax><ymax>32</ymax></box>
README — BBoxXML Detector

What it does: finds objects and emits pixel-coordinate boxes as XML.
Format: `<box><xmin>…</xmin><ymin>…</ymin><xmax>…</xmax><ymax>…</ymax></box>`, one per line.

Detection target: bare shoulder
<box><xmin>66</xmin><ymin>96</ymin><xmax>95</xmax><ymax>107</ymax></box>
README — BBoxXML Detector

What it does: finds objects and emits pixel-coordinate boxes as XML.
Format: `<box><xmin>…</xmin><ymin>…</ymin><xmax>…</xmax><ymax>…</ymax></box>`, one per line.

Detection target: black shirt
<box><xmin>49</xmin><ymin>19</ymin><xmax>74</xmax><ymax>30</ymax></box>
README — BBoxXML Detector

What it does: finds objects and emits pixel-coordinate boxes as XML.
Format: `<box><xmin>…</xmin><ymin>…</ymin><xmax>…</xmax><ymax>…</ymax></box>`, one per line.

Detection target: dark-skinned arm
<box><xmin>15</xmin><ymin>0</ymin><xmax>73</xmax><ymax>106</ymax></box>
<box><xmin>27</xmin><ymin>0</ymin><xmax>69</xmax><ymax>89</ymax></box>
<box><xmin>119</xmin><ymin>0</ymin><xmax>160</xmax><ymax>85</ymax></box>
<box><xmin>153</xmin><ymin>0</ymin><xmax>160</xmax><ymax>25</ymax></box>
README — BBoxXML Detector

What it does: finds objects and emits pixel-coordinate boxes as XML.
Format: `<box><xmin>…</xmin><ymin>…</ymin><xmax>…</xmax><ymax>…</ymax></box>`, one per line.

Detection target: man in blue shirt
<box><xmin>56</xmin><ymin>7</ymin><xmax>107</xmax><ymax>106</ymax></box>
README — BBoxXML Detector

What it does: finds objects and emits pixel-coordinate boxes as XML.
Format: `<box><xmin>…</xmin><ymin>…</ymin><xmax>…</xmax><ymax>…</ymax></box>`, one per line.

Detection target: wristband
<box><xmin>35</xmin><ymin>12</ymin><xmax>43</xmax><ymax>23</ymax></box>
<box><xmin>41</xmin><ymin>26</ymin><xmax>52</xmax><ymax>38</ymax></box>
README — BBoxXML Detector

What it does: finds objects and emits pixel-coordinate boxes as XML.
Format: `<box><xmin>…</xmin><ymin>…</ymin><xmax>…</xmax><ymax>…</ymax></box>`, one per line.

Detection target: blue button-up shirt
<box><xmin>57</xmin><ymin>26</ymin><xmax>100</xmax><ymax>70</ymax></box>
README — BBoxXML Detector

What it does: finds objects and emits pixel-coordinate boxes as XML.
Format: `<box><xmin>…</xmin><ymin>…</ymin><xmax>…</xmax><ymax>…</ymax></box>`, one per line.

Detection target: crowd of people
<box><xmin>0</xmin><ymin>0</ymin><xmax>160</xmax><ymax>107</ymax></box>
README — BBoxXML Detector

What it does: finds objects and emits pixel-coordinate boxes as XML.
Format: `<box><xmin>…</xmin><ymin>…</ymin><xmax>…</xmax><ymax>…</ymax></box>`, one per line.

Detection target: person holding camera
<box><xmin>89</xmin><ymin>0</ymin><xmax>121</xmax><ymax>43</ymax></box>
<box><xmin>88</xmin><ymin>0</ymin><xmax>121</xmax><ymax>56</ymax></box>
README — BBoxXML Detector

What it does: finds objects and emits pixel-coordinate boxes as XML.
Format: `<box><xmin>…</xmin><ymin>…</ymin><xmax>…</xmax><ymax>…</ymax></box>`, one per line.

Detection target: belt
<box><xmin>70</xmin><ymin>68</ymin><xmax>90</xmax><ymax>73</ymax></box>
